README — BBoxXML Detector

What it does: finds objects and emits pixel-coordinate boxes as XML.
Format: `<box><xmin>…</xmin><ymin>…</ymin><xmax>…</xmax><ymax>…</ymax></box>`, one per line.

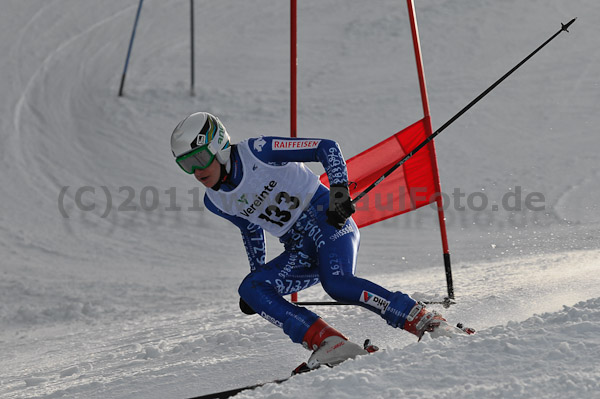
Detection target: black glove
<box><xmin>326</xmin><ymin>183</ymin><xmax>356</xmax><ymax>229</ymax></box>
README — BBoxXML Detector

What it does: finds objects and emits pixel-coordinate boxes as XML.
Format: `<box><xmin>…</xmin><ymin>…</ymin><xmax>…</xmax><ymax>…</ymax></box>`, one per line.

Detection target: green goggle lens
<box><xmin>175</xmin><ymin>145</ymin><xmax>215</xmax><ymax>174</ymax></box>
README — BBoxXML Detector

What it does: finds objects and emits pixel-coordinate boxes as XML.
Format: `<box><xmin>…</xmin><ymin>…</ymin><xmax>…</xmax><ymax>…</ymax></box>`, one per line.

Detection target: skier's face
<box><xmin>194</xmin><ymin>158</ymin><xmax>221</xmax><ymax>188</ymax></box>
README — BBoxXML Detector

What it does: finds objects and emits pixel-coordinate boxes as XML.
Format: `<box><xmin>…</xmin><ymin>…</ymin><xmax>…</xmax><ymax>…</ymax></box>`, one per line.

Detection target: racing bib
<box><xmin>206</xmin><ymin>140</ymin><xmax>321</xmax><ymax>237</ymax></box>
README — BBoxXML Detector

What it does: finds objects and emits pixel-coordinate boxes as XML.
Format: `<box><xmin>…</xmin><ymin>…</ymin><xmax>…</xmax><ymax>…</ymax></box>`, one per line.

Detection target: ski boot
<box><xmin>293</xmin><ymin>318</ymin><xmax>378</xmax><ymax>374</ymax></box>
<box><xmin>403</xmin><ymin>302</ymin><xmax>475</xmax><ymax>340</ymax></box>
<box><xmin>403</xmin><ymin>302</ymin><xmax>448</xmax><ymax>340</ymax></box>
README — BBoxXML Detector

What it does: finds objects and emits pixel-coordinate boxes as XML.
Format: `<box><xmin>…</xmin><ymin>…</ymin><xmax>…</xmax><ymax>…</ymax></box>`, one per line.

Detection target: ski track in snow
<box><xmin>1</xmin><ymin>0</ymin><xmax>599</xmax><ymax>398</ymax></box>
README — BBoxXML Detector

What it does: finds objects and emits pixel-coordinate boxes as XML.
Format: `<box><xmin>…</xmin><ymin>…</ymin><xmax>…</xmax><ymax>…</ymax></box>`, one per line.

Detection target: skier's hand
<box><xmin>326</xmin><ymin>184</ymin><xmax>355</xmax><ymax>229</ymax></box>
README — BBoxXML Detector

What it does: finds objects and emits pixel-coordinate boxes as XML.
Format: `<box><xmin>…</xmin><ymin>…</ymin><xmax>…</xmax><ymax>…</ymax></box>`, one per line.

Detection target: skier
<box><xmin>170</xmin><ymin>112</ymin><xmax>448</xmax><ymax>370</ymax></box>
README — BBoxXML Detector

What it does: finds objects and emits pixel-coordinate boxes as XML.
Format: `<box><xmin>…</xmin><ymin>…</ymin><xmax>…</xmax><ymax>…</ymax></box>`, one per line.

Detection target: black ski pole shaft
<box><xmin>352</xmin><ymin>18</ymin><xmax>576</xmax><ymax>205</ymax></box>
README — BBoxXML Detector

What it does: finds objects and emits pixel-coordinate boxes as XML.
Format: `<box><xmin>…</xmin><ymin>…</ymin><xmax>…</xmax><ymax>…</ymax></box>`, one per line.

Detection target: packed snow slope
<box><xmin>1</xmin><ymin>0</ymin><xmax>599</xmax><ymax>398</ymax></box>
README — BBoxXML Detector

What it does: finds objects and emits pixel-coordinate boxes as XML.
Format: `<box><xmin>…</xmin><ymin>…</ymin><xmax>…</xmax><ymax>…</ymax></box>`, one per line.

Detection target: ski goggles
<box><xmin>175</xmin><ymin>144</ymin><xmax>215</xmax><ymax>174</ymax></box>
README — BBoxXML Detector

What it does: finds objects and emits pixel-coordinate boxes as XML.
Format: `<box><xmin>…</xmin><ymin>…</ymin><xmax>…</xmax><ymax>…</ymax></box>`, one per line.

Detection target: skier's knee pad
<box><xmin>239</xmin><ymin>297</ymin><xmax>256</xmax><ymax>315</ymax></box>
<box><xmin>238</xmin><ymin>274</ymin><xmax>277</xmax><ymax>314</ymax></box>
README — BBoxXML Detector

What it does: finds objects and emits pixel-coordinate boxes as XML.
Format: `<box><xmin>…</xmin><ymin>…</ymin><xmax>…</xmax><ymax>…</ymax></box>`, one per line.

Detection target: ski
<box><xmin>428</xmin><ymin>321</ymin><xmax>476</xmax><ymax>339</ymax></box>
<box><xmin>186</xmin><ymin>330</ymin><xmax>468</xmax><ymax>399</ymax></box>
<box><xmin>187</xmin><ymin>376</ymin><xmax>292</xmax><ymax>399</ymax></box>
<box><xmin>188</xmin><ymin>339</ymin><xmax>376</xmax><ymax>399</ymax></box>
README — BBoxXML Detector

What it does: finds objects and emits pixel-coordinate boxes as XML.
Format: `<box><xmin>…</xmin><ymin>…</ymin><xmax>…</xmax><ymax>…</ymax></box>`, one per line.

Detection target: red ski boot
<box><xmin>403</xmin><ymin>302</ymin><xmax>476</xmax><ymax>340</ymax></box>
<box><xmin>403</xmin><ymin>302</ymin><xmax>447</xmax><ymax>340</ymax></box>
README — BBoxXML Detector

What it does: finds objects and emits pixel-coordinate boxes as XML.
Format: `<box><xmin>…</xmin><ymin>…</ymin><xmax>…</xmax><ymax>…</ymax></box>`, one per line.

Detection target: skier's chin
<box><xmin>196</xmin><ymin>175</ymin><xmax>215</xmax><ymax>187</ymax></box>
<box><xmin>194</xmin><ymin>170</ymin><xmax>215</xmax><ymax>187</ymax></box>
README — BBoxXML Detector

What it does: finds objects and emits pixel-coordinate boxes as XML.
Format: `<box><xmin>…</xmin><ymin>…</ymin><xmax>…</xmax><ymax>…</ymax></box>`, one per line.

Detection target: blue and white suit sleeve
<box><xmin>248</xmin><ymin>136</ymin><xmax>349</xmax><ymax>186</ymax></box>
<box><xmin>204</xmin><ymin>195</ymin><xmax>266</xmax><ymax>272</ymax></box>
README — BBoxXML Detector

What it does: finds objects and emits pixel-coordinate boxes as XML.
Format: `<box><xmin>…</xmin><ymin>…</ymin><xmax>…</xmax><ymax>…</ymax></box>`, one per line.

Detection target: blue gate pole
<box><xmin>118</xmin><ymin>0</ymin><xmax>144</xmax><ymax>97</ymax></box>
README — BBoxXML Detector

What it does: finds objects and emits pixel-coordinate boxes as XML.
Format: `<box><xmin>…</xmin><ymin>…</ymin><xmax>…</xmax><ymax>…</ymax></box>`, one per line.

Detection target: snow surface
<box><xmin>1</xmin><ymin>0</ymin><xmax>599</xmax><ymax>398</ymax></box>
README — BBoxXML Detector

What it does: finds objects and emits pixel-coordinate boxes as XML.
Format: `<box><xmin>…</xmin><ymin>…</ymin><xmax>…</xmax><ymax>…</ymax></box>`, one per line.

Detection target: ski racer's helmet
<box><xmin>171</xmin><ymin>112</ymin><xmax>231</xmax><ymax>174</ymax></box>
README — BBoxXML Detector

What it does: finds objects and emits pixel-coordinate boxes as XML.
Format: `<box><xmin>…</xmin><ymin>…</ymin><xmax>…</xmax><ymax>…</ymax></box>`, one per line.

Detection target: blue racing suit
<box><xmin>204</xmin><ymin>136</ymin><xmax>417</xmax><ymax>344</ymax></box>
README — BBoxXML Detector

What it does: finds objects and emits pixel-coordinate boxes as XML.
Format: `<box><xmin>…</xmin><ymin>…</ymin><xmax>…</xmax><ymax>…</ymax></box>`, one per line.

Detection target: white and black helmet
<box><xmin>171</xmin><ymin>112</ymin><xmax>231</xmax><ymax>173</ymax></box>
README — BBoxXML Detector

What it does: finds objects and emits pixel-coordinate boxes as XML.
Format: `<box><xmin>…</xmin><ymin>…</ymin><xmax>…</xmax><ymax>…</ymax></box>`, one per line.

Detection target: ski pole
<box><xmin>352</xmin><ymin>18</ymin><xmax>577</xmax><ymax>205</ymax></box>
